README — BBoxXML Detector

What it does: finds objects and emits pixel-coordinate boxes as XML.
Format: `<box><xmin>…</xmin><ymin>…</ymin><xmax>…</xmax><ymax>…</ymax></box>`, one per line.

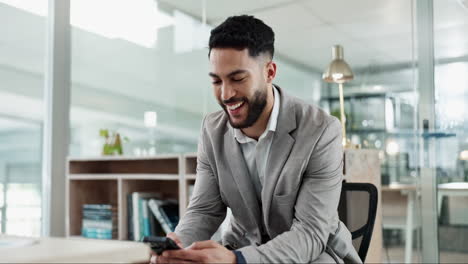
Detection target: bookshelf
<box><xmin>180</xmin><ymin>153</ymin><xmax>197</xmax><ymax>214</ymax></box>
<box><xmin>67</xmin><ymin>152</ymin><xmax>382</xmax><ymax>260</ymax></box>
<box><xmin>66</xmin><ymin>154</ymin><xmax>196</xmax><ymax>241</ymax></box>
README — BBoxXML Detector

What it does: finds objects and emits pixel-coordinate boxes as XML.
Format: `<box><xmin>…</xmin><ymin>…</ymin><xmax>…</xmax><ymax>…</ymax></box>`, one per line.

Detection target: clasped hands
<box><xmin>150</xmin><ymin>233</ymin><xmax>236</xmax><ymax>264</ymax></box>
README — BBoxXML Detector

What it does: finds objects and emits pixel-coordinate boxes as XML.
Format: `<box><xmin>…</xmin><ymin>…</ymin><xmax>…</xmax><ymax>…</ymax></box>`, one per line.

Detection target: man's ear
<box><xmin>265</xmin><ymin>60</ymin><xmax>277</xmax><ymax>83</ymax></box>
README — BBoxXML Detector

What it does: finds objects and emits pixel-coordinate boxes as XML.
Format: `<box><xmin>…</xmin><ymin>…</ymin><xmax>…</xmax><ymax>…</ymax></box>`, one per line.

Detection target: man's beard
<box><xmin>219</xmin><ymin>89</ymin><xmax>267</xmax><ymax>129</ymax></box>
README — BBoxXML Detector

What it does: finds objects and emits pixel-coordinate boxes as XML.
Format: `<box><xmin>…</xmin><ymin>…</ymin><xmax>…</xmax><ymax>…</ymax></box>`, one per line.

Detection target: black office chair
<box><xmin>338</xmin><ymin>182</ymin><xmax>378</xmax><ymax>263</ymax></box>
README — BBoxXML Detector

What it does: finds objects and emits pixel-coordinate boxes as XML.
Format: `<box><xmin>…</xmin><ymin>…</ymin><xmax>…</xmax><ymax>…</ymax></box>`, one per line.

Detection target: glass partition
<box><xmin>434</xmin><ymin>0</ymin><xmax>468</xmax><ymax>261</ymax></box>
<box><xmin>67</xmin><ymin>0</ymin><xmax>422</xmax><ymax>261</ymax></box>
<box><xmin>0</xmin><ymin>0</ymin><xmax>47</xmax><ymax>237</ymax></box>
<box><xmin>69</xmin><ymin>0</ymin><xmax>319</xmax><ymax>157</ymax></box>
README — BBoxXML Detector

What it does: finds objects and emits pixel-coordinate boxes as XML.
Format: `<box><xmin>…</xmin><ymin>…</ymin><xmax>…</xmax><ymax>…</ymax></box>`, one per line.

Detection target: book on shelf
<box><xmin>128</xmin><ymin>192</ymin><xmax>162</xmax><ymax>241</ymax></box>
<box><xmin>81</xmin><ymin>204</ymin><xmax>117</xmax><ymax>240</ymax></box>
<box><xmin>141</xmin><ymin>199</ymin><xmax>150</xmax><ymax>239</ymax></box>
<box><xmin>127</xmin><ymin>193</ymin><xmax>134</xmax><ymax>240</ymax></box>
<box><xmin>83</xmin><ymin>204</ymin><xmax>114</xmax><ymax>210</ymax></box>
<box><xmin>127</xmin><ymin>192</ymin><xmax>180</xmax><ymax>241</ymax></box>
<box><xmin>148</xmin><ymin>205</ymin><xmax>165</xmax><ymax>237</ymax></box>
<box><xmin>147</xmin><ymin>199</ymin><xmax>179</xmax><ymax>235</ymax></box>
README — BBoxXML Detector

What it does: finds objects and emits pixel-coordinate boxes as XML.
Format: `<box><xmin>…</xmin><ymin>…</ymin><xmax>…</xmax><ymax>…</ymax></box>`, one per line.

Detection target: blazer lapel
<box><xmin>262</xmin><ymin>87</ymin><xmax>297</xmax><ymax>231</ymax></box>
<box><xmin>223</xmin><ymin>128</ymin><xmax>262</xmax><ymax>230</ymax></box>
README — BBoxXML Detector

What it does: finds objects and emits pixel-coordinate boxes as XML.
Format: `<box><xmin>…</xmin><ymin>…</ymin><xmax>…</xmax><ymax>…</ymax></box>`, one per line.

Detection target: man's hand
<box><xmin>157</xmin><ymin>240</ymin><xmax>236</xmax><ymax>264</ymax></box>
<box><xmin>149</xmin><ymin>232</ymin><xmax>185</xmax><ymax>264</ymax></box>
<box><xmin>166</xmin><ymin>232</ymin><xmax>184</xmax><ymax>248</ymax></box>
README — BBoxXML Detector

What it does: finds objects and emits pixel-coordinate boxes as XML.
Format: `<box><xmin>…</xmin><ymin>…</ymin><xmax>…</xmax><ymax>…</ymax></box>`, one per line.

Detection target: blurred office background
<box><xmin>1</xmin><ymin>0</ymin><xmax>467</xmax><ymax>262</ymax></box>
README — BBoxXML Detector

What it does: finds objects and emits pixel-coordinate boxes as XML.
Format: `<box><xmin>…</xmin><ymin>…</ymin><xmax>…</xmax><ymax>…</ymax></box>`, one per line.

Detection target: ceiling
<box><xmin>159</xmin><ymin>0</ymin><xmax>468</xmax><ymax>71</ymax></box>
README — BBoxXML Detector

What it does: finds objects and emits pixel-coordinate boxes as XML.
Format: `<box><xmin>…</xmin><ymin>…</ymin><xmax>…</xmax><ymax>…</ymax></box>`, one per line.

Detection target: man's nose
<box><xmin>221</xmin><ymin>84</ymin><xmax>236</xmax><ymax>102</ymax></box>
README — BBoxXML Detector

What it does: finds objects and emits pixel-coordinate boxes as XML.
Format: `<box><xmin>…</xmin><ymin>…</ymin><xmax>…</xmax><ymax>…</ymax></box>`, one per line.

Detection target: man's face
<box><xmin>209</xmin><ymin>48</ymin><xmax>270</xmax><ymax>129</ymax></box>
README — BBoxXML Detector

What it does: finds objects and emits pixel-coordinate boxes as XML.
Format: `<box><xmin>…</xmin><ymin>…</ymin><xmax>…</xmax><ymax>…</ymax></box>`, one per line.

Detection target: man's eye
<box><xmin>233</xmin><ymin>78</ymin><xmax>245</xmax><ymax>82</ymax></box>
<box><xmin>212</xmin><ymin>80</ymin><xmax>221</xmax><ymax>85</ymax></box>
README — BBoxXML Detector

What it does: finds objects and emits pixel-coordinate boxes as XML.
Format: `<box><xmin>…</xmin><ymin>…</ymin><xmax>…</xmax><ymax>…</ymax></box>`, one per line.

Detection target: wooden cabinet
<box><xmin>344</xmin><ymin>149</ymin><xmax>383</xmax><ymax>263</ymax></box>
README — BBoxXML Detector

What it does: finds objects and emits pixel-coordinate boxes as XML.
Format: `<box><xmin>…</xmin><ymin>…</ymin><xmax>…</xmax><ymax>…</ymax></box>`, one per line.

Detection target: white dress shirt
<box><xmin>233</xmin><ymin>85</ymin><xmax>280</xmax><ymax>202</ymax></box>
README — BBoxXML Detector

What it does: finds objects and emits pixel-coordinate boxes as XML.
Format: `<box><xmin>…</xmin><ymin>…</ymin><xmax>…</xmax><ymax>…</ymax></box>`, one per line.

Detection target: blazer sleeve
<box><xmin>238</xmin><ymin>118</ymin><xmax>344</xmax><ymax>263</ymax></box>
<box><xmin>174</xmin><ymin>117</ymin><xmax>227</xmax><ymax>247</ymax></box>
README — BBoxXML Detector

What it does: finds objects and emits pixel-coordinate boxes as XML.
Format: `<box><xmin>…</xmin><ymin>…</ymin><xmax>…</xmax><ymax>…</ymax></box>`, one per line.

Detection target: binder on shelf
<box><xmin>148</xmin><ymin>206</ymin><xmax>165</xmax><ymax>236</ymax></box>
<box><xmin>130</xmin><ymin>192</ymin><xmax>161</xmax><ymax>241</ymax></box>
<box><xmin>148</xmin><ymin>199</ymin><xmax>179</xmax><ymax>235</ymax></box>
<box><xmin>159</xmin><ymin>200</ymin><xmax>179</xmax><ymax>231</ymax></box>
<box><xmin>127</xmin><ymin>193</ymin><xmax>134</xmax><ymax>241</ymax></box>
<box><xmin>141</xmin><ymin>199</ymin><xmax>151</xmax><ymax>238</ymax></box>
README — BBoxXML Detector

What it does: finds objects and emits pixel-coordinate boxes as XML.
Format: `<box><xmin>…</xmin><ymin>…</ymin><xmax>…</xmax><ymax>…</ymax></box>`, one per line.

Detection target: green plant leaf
<box><xmin>100</xmin><ymin>129</ymin><xmax>109</xmax><ymax>138</ymax></box>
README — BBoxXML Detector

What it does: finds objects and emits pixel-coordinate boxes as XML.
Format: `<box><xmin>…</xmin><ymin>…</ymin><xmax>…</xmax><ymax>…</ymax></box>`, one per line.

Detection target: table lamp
<box><xmin>322</xmin><ymin>45</ymin><xmax>354</xmax><ymax>147</ymax></box>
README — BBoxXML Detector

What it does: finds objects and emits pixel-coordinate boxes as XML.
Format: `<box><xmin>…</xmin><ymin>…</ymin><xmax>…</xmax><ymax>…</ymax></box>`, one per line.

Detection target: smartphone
<box><xmin>142</xmin><ymin>236</ymin><xmax>181</xmax><ymax>255</ymax></box>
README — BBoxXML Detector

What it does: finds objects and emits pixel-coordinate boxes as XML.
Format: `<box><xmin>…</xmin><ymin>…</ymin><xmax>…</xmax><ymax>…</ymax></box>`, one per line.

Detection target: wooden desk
<box><xmin>382</xmin><ymin>183</ymin><xmax>417</xmax><ymax>192</ymax></box>
<box><xmin>0</xmin><ymin>235</ymin><xmax>150</xmax><ymax>263</ymax></box>
<box><xmin>437</xmin><ymin>182</ymin><xmax>468</xmax><ymax>217</ymax></box>
<box><xmin>383</xmin><ymin>182</ymin><xmax>468</xmax><ymax>263</ymax></box>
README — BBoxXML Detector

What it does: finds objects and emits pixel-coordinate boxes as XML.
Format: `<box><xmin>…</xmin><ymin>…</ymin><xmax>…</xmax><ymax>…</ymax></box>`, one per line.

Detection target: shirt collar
<box><xmin>234</xmin><ymin>85</ymin><xmax>281</xmax><ymax>143</ymax></box>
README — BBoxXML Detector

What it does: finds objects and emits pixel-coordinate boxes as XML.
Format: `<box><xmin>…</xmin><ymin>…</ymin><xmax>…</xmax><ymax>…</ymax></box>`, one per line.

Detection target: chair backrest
<box><xmin>338</xmin><ymin>182</ymin><xmax>378</xmax><ymax>263</ymax></box>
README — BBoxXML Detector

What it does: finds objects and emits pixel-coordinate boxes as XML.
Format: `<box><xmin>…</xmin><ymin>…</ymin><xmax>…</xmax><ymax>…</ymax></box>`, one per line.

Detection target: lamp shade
<box><xmin>322</xmin><ymin>45</ymin><xmax>354</xmax><ymax>83</ymax></box>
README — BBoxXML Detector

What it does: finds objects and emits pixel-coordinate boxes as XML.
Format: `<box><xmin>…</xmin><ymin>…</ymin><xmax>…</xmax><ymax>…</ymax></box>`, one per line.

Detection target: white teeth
<box><xmin>227</xmin><ymin>102</ymin><xmax>243</xmax><ymax>110</ymax></box>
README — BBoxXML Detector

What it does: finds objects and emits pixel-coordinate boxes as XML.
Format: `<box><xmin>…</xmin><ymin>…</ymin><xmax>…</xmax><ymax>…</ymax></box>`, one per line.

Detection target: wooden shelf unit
<box><xmin>180</xmin><ymin>153</ymin><xmax>197</xmax><ymax>214</ymax></box>
<box><xmin>66</xmin><ymin>155</ymin><xmax>197</xmax><ymax>241</ymax></box>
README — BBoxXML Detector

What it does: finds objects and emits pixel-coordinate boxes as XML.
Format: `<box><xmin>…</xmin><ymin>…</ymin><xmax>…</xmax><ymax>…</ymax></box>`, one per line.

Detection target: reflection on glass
<box><xmin>71</xmin><ymin>0</ymin><xmax>173</xmax><ymax>47</ymax></box>
<box><xmin>69</xmin><ymin>1</ymin><xmax>319</xmax><ymax>157</ymax></box>
<box><xmin>386</xmin><ymin>140</ymin><xmax>400</xmax><ymax>156</ymax></box>
<box><xmin>434</xmin><ymin>0</ymin><xmax>468</xmax><ymax>261</ymax></box>
<box><xmin>0</xmin><ymin>1</ymin><xmax>45</xmax><ymax>237</ymax></box>
<box><xmin>314</xmin><ymin>1</ymin><xmax>419</xmax><ymax>261</ymax></box>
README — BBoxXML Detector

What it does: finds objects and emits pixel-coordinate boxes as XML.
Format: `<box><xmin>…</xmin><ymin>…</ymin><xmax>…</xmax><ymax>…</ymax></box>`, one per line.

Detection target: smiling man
<box><xmin>151</xmin><ymin>15</ymin><xmax>361</xmax><ymax>264</ymax></box>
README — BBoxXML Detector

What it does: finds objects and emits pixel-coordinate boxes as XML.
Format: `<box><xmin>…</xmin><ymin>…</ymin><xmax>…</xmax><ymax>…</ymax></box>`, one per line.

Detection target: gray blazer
<box><xmin>175</xmin><ymin>87</ymin><xmax>361</xmax><ymax>263</ymax></box>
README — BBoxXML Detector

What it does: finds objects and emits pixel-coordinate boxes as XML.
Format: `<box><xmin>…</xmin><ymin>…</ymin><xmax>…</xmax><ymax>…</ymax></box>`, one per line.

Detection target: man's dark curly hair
<box><xmin>208</xmin><ymin>15</ymin><xmax>275</xmax><ymax>59</ymax></box>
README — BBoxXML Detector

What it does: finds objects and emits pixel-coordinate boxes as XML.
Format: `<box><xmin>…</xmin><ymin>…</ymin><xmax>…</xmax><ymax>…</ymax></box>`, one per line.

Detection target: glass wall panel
<box><xmin>68</xmin><ymin>0</ymin><xmax>419</xmax><ymax>260</ymax></box>
<box><xmin>69</xmin><ymin>0</ymin><xmax>319</xmax><ymax>157</ymax></box>
<box><xmin>434</xmin><ymin>0</ymin><xmax>468</xmax><ymax>261</ymax></box>
<box><xmin>0</xmin><ymin>0</ymin><xmax>46</xmax><ymax>236</ymax></box>
<box><xmin>301</xmin><ymin>0</ymin><xmax>419</xmax><ymax>262</ymax></box>
<box><xmin>69</xmin><ymin>0</ymin><xmax>203</xmax><ymax>156</ymax></box>
<box><xmin>68</xmin><ymin>1</ymin><xmax>468</xmax><ymax>262</ymax></box>
<box><xmin>193</xmin><ymin>1</ymin><xmax>422</xmax><ymax>262</ymax></box>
